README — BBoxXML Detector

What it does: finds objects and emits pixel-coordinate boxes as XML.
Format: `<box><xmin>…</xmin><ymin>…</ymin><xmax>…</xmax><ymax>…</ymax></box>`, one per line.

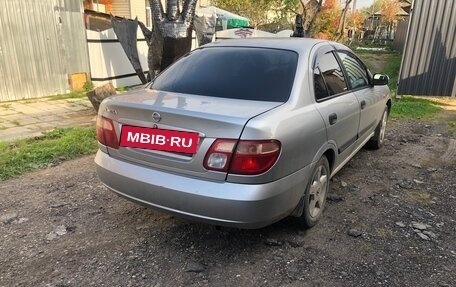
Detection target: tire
<box><xmin>367</xmin><ymin>106</ymin><xmax>388</xmax><ymax>150</ymax></box>
<box><xmin>301</xmin><ymin>156</ymin><xmax>330</xmax><ymax>228</ymax></box>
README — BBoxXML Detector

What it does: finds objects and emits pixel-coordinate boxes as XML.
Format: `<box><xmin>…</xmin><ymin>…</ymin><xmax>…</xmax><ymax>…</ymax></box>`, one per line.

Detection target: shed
<box><xmin>397</xmin><ymin>0</ymin><xmax>456</xmax><ymax>97</ymax></box>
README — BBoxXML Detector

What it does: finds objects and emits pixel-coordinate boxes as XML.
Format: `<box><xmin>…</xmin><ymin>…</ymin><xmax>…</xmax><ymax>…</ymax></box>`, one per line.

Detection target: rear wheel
<box><xmin>367</xmin><ymin>106</ymin><xmax>388</xmax><ymax>149</ymax></box>
<box><xmin>301</xmin><ymin>156</ymin><xmax>330</xmax><ymax>228</ymax></box>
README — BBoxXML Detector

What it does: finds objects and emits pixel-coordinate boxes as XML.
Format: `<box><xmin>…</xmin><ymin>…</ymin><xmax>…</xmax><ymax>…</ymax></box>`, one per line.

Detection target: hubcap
<box><xmin>308</xmin><ymin>165</ymin><xmax>328</xmax><ymax>218</ymax></box>
<box><xmin>379</xmin><ymin>110</ymin><xmax>387</xmax><ymax>143</ymax></box>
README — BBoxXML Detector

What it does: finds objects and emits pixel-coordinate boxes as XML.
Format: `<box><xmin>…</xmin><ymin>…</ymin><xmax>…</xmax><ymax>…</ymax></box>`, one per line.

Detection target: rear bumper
<box><xmin>95</xmin><ymin>150</ymin><xmax>312</xmax><ymax>229</ymax></box>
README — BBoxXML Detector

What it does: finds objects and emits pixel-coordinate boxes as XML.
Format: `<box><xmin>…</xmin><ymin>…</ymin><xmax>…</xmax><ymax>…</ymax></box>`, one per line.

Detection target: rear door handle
<box><xmin>360</xmin><ymin>100</ymin><xmax>366</xmax><ymax>110</ymax></box>
<box><xmin>329</xmin><ymin>113</ymin><xmax>337</xmax><ymax>125</ymax></box>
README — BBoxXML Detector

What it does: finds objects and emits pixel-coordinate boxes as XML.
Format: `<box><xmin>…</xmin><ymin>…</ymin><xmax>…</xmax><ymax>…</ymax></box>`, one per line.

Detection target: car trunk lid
<box><xmin>101</xmin><ymin>89</ymin><xmax>282</xmax><ymax>181</ymax></box>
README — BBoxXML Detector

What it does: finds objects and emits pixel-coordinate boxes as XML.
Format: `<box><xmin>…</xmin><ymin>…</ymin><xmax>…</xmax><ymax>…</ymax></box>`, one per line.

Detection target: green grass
<box><xmin>383</xmin><ymin>53</ymin><xmax>402</xmax><ymax>91</ymax></box>
<box><xmin>10</xmin><ymin>120</ymin><xmax>21</xmax><ymax>126</ymax></box>
<box><xmin>47</xmin><ymin>91</ymin><xmax>87</xmax><ymax>101</ymax></box>
<box><xmin>1</xmin><ymin>103</ymin><xmax>12</xmax><ymax>109</ymax></box>
<box><xmin>0</xmin><ymin>127</ymin><xmax>97</xmax><ymax>181</ymax></box>
<box><xmin>390</xmin><ymin>96</ymin><xmax>442</xmax><ymax>119</ymax></box>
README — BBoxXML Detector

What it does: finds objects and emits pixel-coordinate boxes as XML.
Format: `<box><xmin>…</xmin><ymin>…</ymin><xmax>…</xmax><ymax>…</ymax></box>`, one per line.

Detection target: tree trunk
<box><xmin>142</xmin><ymin>0</ymin><xmax>198</xmax><ymax>79</ymax></box>
<box><xmin>86</xmin><ymin>83</ymin><xmax>116</xmax><ymax>112</ymax></box>
<box><xmin>333</xmin><ymin>0</ymin><xmax>352</xmax><ymax>42</ymax></box>
<box><xmin>297</xmin><ymin>0</ymin><xmax>323</xmax><ymax>37</ymax></box>
<box><xmin>305</xmin><ymin>0</ymin><xmax>323</xmax><ymax>37</ymax></box>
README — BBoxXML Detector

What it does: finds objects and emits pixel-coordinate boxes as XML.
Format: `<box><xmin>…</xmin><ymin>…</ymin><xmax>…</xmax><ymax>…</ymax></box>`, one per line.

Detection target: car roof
<box><xmin>203</xmin><ymin>38</ymin><xmax>340</xmax><ymax>54</ymax></box>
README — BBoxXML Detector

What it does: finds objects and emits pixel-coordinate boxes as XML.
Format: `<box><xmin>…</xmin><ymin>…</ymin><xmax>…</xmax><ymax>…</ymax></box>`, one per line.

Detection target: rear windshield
<box><xmin>151</xmin><ymin>47</ymin><xmax>298</xmax><ymax>102</ymax></box>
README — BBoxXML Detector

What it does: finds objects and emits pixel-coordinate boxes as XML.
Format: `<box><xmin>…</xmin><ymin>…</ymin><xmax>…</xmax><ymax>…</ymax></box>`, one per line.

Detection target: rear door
<box><xmin>336</xmin><ymin>51</ymin><xmax>384</xmax><ymax>141</ymax></box>
<box><xmin>313</xmin><ymin>47</ymin><xmax>360</xmax><ymax>161</ymax></box>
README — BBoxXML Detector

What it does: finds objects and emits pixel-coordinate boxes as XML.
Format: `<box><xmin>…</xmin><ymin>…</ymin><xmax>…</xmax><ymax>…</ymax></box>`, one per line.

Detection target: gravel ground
<box><xmin>1</xmin><ymin>113</ymin><xmax>455</xmax><ymax>287</ymax></box>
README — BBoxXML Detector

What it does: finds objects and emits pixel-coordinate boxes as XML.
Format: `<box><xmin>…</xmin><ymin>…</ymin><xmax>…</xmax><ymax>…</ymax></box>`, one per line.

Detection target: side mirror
<box><xmin>372</xmin><ymin>73</ymin><xmax>389</xmax><ymax>86</ymax></box>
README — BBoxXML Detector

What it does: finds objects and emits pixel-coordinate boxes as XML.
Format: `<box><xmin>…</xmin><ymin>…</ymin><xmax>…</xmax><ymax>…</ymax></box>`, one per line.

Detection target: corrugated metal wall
<box><xmin>392</xmin><ymin>19</ymin><xmax>409</xmax><ymax>53</ymax></box>
<box><xmin>0</xmin><ymin>0</ymin><xmax>90</xmax><ymax>101</ymax></box>
<box><xmin>397</xmin><ymin>0</ymin><xmax>456</xmax><ymax>97</ymax></box>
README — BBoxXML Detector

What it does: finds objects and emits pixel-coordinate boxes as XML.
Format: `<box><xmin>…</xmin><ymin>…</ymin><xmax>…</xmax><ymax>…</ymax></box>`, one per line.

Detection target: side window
<box><xmin>337</xmin><ymin>52</ymin><xmax>369</xmax><ymax>89</ymax></box>
<box><xmin>314</xmin><ymin>67</ymin><xmax>328</xmax><ymax>100</ymax></box>
<box><xmin>316</xmin><ymin>52</ymin><xmax>348</xmax><ymax>97</ymax></box>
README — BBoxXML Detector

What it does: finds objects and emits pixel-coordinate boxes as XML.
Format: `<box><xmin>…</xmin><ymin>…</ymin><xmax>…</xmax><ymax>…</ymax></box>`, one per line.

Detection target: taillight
<box><xmin>230</xmin><ymin>140</ymin><xmax>281</xmax><ymax>175</ymax></box>
<box><xmin>96</xmin><ymin>116</ymin><xmax>119</xmax><ymax>149</ymax></box>
<box><xmin>204</xmin><ymin>139</ymin><xmax>281</xmax><ymax>175</ymax></box>
<box><xmin>203</xmin><ymin>139</ymin><xmax>237</xmax><ymax>172</ymax></box>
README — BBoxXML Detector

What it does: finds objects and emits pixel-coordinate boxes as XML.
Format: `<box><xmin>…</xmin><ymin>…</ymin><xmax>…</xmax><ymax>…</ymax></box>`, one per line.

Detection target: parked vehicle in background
<box><xmin>95</xmin><ymin>38</ymin><xmax>391</xmax><ymax>229</ymax></box>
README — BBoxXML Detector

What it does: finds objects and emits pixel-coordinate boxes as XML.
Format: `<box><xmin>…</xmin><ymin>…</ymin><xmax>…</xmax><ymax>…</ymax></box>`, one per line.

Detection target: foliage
<box><xmin>380</xmin><ymin>0</ymin><xmax>399</xmax><ymax>24</ymax></box>
<box><xmin>268</xmin><ymin>0</ymin><xmax>302</xmax><ymax>26</ymax></box>
<box><xmin>312</xmin><ymin>0</ymin><xmax>340</xmax><ymax>39</ymax></box>
<box><xmin>83</xmin><ymin>81</ymin><xmax>94</xmax><ymax>92</ymax></box>
<box><xmin>362</xmin><ymin>0</ymin><xmax>400</xmax><ymax>24</ymax></box>
<box><xmin>211</xmin><ymin>0</ymin><xmax>396</xmax><ymax>41</ymax></box>
<box><xmin>0</xmin><ymin>127</ymin><xmax>97</xmax><ymax>181</ymax></box>
<box><xmin>346</xmin><ymin>9</ymin><xmax>363</xmax><ymax>31</ymax></box>
<box><xmin>212</xmin><ymin>0</ymin><xmax>322</xmax><ymax>32</ymax></box>
<box><xmin>212</xmin><ymin>0</ymin><xmax>273</xmax><ymax>28</ymax></box>
<box><xmin>116</xmin><ymin>86</ymin><xmax>127</xmax><ymax>92</ymax></box>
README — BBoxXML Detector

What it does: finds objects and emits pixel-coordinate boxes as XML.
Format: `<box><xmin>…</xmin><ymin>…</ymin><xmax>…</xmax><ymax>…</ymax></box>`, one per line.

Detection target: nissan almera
<box><xmin>95</xmin><ymin>38</ymin><xmax>391</xmax><ymax>228</ymax></box>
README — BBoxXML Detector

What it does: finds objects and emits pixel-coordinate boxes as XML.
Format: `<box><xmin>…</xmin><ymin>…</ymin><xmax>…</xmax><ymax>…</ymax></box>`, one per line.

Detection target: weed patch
<box><xmin>391</xmin><ymin>96</ymin><xmax>442</xmax><ymax>119</ymax></box>
<box><xmin>47</xmin><ymin>92</ymin><xmax>86</xmax><ymax>101</ymax></box>
<box><xmin>0</xmin><ymin>127</ymin><xmax>97</xmax><ymax>180</ymax></box>
<box><xmin>10</xmin><ymin>120</ymin><xmax>21</xmax><ymax>126</ymax></box>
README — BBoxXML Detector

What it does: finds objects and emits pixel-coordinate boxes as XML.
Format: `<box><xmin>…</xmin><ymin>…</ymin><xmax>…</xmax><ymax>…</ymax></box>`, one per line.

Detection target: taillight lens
<box><xmin>96</xmin><ymin>116</ymin><xmax>119</xmax><ymax>149</ymax></box>
<box><xmin>203</xmin><ymin>139</ymin><xmax>237</xmax><ymax>172</ymax></box>
<box><xmin>230</xmin><ymin>140</ymin><xmax>281</xmax><ymax>175</ymax></box>
<box><xmin>204</xmin><ymin>139</ymin><xmax>281</xmax><ymax>175</ymax></box>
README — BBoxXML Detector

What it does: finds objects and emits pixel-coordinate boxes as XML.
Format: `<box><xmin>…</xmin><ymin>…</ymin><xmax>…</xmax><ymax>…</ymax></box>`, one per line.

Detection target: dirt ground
<box><xmin>1</xmin><ymin>110</ymin><xmax>455</xmax><ymax>287</ymax></box>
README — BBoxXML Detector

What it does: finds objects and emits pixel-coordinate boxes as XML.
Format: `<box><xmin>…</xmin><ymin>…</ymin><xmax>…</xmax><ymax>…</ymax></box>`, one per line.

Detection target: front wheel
<box><xmin>367</xmin><ymin>106</ymin><xmax>388</xmax><ymax>150</ymax></box>
<box><xmin>301</xmin><ymin>156</ymin><xmax>330</xmax><ymax>228</ymax></box>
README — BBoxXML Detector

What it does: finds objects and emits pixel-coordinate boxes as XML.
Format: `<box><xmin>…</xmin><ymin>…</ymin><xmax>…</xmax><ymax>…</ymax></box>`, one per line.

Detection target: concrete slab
<box><xmin>0</xmin><ymin>121</ymin><xmax>16</xmax><ymax>129</ymax></box>
<box><xmin>34</xmin><ymin>122</ymin><xmax>59</xmax><ymax>130</ymax></box>
<box><xmin>4</xmin><ymin>115</ymin><xmax>42</xmax><ymax>126</ymax></box>
<box><xmin>60</xmin><ymin>104</ymin><xmax>91</xmax><ymax>112</ymax></box>
<box><xmin>0</xmin><ymin>126</ymin><xmax>37</xmax><ymax>141</ymax></box>
<box><xmin>10</xmin><ymin>103</ymin><xmax>47</xmax><ymax>115</ymax></box>
<box><xmin>0</xmin><ymin>97</ymin><xmax>96</xmax><ymax>142</ymax></box>
<box><xmin>0</xmin><ymin>108</ymin><xmax>18</xmax><ymax>116</ymax></box>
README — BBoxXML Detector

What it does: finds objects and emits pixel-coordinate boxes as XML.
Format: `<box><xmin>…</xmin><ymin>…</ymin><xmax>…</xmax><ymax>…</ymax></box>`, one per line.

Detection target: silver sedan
<box><xmin>95</xmin><ymin>38</ymin><xmax>391</xmax><ymax>229</ymax></box>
